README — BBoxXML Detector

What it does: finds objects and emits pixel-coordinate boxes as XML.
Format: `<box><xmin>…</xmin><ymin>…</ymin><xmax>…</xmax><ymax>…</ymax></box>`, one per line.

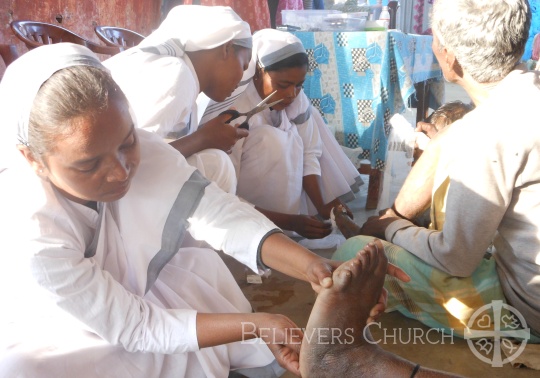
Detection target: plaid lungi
<box><xmin>332</xmin><ymin>236</ymin><xmax>510</xmax><ymax>338</ymax></box>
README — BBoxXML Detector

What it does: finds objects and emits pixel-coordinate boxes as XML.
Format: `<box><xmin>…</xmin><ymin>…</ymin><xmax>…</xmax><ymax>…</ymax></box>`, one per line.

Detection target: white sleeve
<box><xmin>24</xmin><ymin>210</ymin><xmax>200</xmax><ymax>355</ymax></box>
<box><xmin>188</xmin><ymin>182</ymin><xmax>279</xmax><ymax>273</ymax></box>
<box><xmin>104</xmin><ymin>52</ymin><xmax>196</xmax><ymax>138</ymax></box>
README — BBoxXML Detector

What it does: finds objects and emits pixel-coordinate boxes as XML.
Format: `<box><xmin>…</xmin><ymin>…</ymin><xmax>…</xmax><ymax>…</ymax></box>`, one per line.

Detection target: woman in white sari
<box><xmin>0</xmin><ymin>43</ymin><xmax>390</xmax><ymax>377</ymax></box>
<box><xmin>104</xmin><ymin>5</ymin><xmax>253</xmax><ymax>193</ymax></box>
<box><xmin>202</xmin><ymin>29</ymin><xmax>363</xmax><ymax>240</ymax></box>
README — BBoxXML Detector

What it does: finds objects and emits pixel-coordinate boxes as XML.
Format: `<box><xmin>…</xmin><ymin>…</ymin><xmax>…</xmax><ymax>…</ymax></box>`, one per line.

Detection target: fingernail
<box><xmin>322</xmin><ymin>277</ymin><xmax>333</xmax><ymax>287</ymax></box>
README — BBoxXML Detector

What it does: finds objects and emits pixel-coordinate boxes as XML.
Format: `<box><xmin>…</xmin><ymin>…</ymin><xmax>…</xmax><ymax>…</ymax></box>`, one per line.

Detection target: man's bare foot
<box><xmin>300</xmin><ymin>240</ymin><xmax>386</xmax><ymax>377</ymax></box>
<box><xmin>299</xmin><ymin>240</ymin><xmax>461</xmax><ymax>378</ymax></box>
<box><xmin>333</xmin><ymin>205</ymin><xmax>362</xmax><ymax>239</ymax></box>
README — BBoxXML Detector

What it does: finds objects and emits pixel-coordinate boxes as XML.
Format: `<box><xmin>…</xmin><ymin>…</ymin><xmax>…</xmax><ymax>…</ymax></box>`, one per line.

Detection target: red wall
<box><xmin>0</xmin><ymin>0</ymin><xmax>162</xmax><ymax>75</ymax></box>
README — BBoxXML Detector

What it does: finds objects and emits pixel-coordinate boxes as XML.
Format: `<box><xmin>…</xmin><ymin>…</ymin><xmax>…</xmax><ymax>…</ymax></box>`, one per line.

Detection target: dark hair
<box><xmin>263</xmin><ymin>52</ymin><xmax>309</xmax><ymax>72</ymax></box>
<box><xmin>28</xmin><ymin>65</ymin><xmax>126</xmax><ymax>158</ymax></box>
<box><xmin>426</xmin><ymin>100</ymin><xmax>474</xmax><ymax>130</ymax></box>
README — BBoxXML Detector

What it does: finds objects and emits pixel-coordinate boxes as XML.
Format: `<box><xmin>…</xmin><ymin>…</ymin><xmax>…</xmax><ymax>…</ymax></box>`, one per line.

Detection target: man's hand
<box><xmin>415</xmin><ymin>120</ymin><xmax>439</xmax><ymax>139</ymax></box>
<box><xmin>359</xmin><ymin>214</ymin><xmax>400</xmax><ymax>240</ymax></box>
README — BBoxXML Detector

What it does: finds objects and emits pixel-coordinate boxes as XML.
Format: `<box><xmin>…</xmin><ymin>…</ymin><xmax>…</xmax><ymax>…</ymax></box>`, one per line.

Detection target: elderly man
<box><xmin>299</xmin><ymin>0</ymin><xmax>538</xmax><ymax>376</ymax></box>
<box><xmin>335</xmin><ymin>0</ymin><xmax>540</xmax><ymax>340</ymax></box>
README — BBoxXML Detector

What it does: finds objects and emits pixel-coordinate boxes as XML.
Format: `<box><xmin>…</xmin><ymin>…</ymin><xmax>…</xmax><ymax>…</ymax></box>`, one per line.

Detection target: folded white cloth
<box><xmin>298</xmin><ymin>232</ymin><xmax>346</xmax><ymax>250</ymax></box>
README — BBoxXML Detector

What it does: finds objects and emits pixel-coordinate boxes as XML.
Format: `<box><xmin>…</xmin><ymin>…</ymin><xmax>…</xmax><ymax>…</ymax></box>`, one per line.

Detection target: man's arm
<box><xmin>393</xmin><ymin>126</ymin><xmax>449</xmax><ymax>220</ymax></box>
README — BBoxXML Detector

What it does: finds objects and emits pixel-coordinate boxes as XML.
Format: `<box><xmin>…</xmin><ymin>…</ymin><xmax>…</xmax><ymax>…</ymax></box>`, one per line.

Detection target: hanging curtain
<box><xmin>397</xmin><ymin>0</ymin><xmax>433</xmax><ymax>34</ymax></box>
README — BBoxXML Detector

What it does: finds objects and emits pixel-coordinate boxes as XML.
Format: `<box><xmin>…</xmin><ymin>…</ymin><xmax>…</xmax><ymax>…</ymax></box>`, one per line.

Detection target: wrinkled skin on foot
<box><xmin>300</xmin><ymin>240</ymin><xmax>387</xmax><ymax>377</ymax></box>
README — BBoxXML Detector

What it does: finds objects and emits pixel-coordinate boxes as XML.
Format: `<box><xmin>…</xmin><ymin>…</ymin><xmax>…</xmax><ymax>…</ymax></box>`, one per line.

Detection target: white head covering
<box><xmin>252</xmin><ymin>28</ymin><xmax>306</xmax><ymax>69</ymax></box>
<box><xmin>242</xmin><ymin>28</ymin><xmax>307</xmax><ymax>84</ymax></box>
<box><xmin>0</xmin><ymin>43</ymin><xmax>105</xmax><ymax>170</ymax></box>
<box><xmin>137</xmin><ymin>5</ymin><xmax>252</xmax><ymax>57</ymax></box>
<box><xmin>200</xmin><ymin>28</ymin><xmax>306</xmax><ymax>123</ymax></box>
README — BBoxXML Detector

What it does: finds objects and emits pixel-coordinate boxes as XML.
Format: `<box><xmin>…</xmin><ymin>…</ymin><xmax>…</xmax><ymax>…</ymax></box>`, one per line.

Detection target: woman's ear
<box><xmin>253</xmin><ymin>65</ymin><xmax>265</xmax><ymax>91</ymax></box>
<box><xmin>221</xmin><ymin>40</ymin><xmax>235</xmax><ymax>60</ymax></box>
<box><xmin>17</xmin><ymin>145</ymin><xmax>47</xmax><ymax>177</ymax></box>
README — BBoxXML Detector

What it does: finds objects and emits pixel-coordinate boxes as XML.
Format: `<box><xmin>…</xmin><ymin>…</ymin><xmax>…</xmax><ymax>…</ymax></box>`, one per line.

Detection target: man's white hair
<box><xmin>431</xmin><ymin>0</ymin><xmax>530</xmax><ymax>83</ymax></box>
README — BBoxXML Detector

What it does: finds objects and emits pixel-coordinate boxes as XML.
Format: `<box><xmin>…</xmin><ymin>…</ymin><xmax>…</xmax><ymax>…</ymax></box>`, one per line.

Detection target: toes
<box><xmin>333</xmin><ymin>267</ymin><xmax>353</xmax><ymax>289</ymax></box>
<box><xmin>372</xmin><ymin>239</ymin><xmax>388</xmax><ymax>274</ymax></box>
<box><xmin>357</xmin><ymin>242</ymin><xmax>375</xmax><ymax>272</ymax></box>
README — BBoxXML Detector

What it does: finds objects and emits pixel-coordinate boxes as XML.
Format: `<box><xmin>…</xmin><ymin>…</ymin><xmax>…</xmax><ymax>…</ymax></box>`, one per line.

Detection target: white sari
<box><xmin>202</xmin><ymin>29</ymin><xmax>363</xmax><ymax>216</ymax></box>
<box><xmin>103</xmin><ymin>5</ymin><xmax>253</xmax><ymax>194</ymax></box>
<box><xmin>0</xmin><ymin>43</ymin><xmax>279</xmax><ymax>377</ymax></box>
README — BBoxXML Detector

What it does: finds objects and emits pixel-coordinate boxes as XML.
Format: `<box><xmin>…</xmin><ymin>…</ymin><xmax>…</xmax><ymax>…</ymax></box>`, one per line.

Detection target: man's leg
<box><xmin>301</xmin><ymin>240</ymin><xmax>461</xmax><ymax>377</ymax></box>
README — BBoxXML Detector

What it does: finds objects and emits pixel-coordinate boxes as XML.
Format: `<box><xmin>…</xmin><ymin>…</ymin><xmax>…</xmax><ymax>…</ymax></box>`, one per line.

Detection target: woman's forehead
<box><xmin>49</xmin><ymin>97</ymin><xmax>132</xmax><ymax>156</ymax></box>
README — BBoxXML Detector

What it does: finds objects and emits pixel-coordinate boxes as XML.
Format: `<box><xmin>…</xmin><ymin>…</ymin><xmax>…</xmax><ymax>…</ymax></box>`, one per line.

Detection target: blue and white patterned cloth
<box><xmin>294</xmin><ymin>30</ymin><xmax>444</xmax><ymax>169</ymax></box>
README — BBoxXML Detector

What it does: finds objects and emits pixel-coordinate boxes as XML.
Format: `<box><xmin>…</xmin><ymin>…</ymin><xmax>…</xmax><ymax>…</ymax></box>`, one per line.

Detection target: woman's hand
<box><xmin>290</xmin><ymin>214</ymin><xmax>332</xmax><ymax>239</ymax></box>
<box><xmin>318</xmin><ymin>198</ymin><xmax>353</xmax><ymax>220</ymax></box>
<box><xmin>198</xmin><ymin>111</ymin><xmax>249</xmax><ymax>152</ymax></box>
<box><xmin>254</xmin><ymin>313</ymin><xmax>304</xmax><ymax>376</ymax></box>
<box><xmin>304</xmin><ymin>257</ymin><xmax>343</xmax><ymax>293</ymax></box>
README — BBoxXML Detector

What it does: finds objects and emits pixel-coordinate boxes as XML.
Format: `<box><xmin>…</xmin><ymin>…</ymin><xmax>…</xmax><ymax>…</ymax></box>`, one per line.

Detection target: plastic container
<box><xmin>321</xmin><ymin>13</ymin><xmax>367</xmax><ymax>31</ymax></box>
<box><xmin>370</xmin><ymin>0</ymin><xmax>383</xmax><ymax>21</ymax></box>
<box><xmin>378</xmin><ymin>5</ymin><xmax>390</xmax><ymax>29</ymax></box>
<box><xmin>348</xmin><ymin>17</ymin><xmax>367</xmax><ymax>31</ymax></box>
<box><xmin>281</xmin><ymin>9</ymin><xmax>341</xmax><ymax>31</ymax></box>
<box><xmin>364</xmin><ymin>20</ymin><xmax>387</xmax><ymax>31</ymax></box>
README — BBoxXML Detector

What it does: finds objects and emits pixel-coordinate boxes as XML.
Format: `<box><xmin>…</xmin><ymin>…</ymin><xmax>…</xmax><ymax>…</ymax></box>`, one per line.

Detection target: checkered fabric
<box><xmin>357</xmin><ymin>99</ymin><xmax>375</xmax><ymax>124</ymax></box>
<box><xmin>360</xmin><ymin>148</ymin><xmax>371</xmax><ymax>159</ymax></box>
<box><xmin>336</xmin><ymin>32</ymin><xmax>347</xmax><ymax>47</ymax></box>
<box><xmin>351</xmin><ymin>48</ymin><xmax>370</xmax><ymax>73</ymax></box>
<box><xmin>310</xmin><ymin>98</ymin><xmax>323</xmax><ymax>116</ymax></box>
<box><xmin>306</xmin><ymin>49</ymin><xmax>318</xmax><ymax>73</ymax></box>
<box><xmin>343</xmin><ymin>83</ymin><xmax>354</xmax><ymax>98</ymax></box>
<box><xmin>347</xmin><ymin>133</ymin><xmax>359</xmax><ymax>148</ymax></box>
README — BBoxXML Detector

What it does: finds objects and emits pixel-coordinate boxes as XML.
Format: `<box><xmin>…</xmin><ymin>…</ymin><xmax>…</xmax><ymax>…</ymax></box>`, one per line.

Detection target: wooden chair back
<box><xmin>94</xmin><ymin>26</ymin><xmax>145</xmax><ymax>49</ymax></box>
<box><xmin>10</xmin><ymin>20</ymin><xmax>121</xmax><ymax>56</ymax></box>
<box><xmin>0</xmin><ymin>44</ymin><xmax>20</xmax><ymax>67</ymax></box>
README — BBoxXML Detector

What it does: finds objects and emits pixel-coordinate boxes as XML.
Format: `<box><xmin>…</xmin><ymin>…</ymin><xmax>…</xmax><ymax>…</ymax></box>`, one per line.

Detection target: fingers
<box><xmin>317</xmin><ymin>261</ymin><xmax>336</xmax><ymax>289</ymax></box>
<box><xmin>378</xmin><ymin>207</ymin><xmax>392</xmax><ymax>216</ymax></box>
<box><xmin>320</xmin><ymin>276</ymin><xmax>333</xmax><ymax>288</ymax></box>
<box><xmin>367</xmin><ymin>289</ymin><xmax>388</xmax><ymax>323</ymax></box>
<box><xmin>387</xmin><ymin>262</ymin><xmax>411</xmax><ymax>282</ymax></box>
<box><xmin>274</xmin><ymin>345</ymin><xmax>301</xmax><ymax>377</ymax></box>
<box><xmin>302</xmin><ymin>225</ymin><xmax>332</xmax><ymax>239</ymax></box>
<box><xmin>216</xmin><ymin>109</ymin><xmax>237</xmax><ymax>124</ymax></box>
<box><xmin>309</xmin><ymin>260</ymin><xmax>342</xmax><ymax>293</ymax></box>
<box><xmin>416</xmin><ymin>121</ymin><xmax>438</xmax><ymax>139</ymax></box>
<box><xmin>343</xmin><ymin>204</ymin><xmax>354</xmax><ymax>218</ymax></box>
<box><xmin>234</xmin><ymin>125</ymin><xmax>249</xmax><ymax>139</ymax></box>
<box><xmin>295</xmin><ymin>216</ymin><xmax>332</xmax><ymax>239</ymax></box>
